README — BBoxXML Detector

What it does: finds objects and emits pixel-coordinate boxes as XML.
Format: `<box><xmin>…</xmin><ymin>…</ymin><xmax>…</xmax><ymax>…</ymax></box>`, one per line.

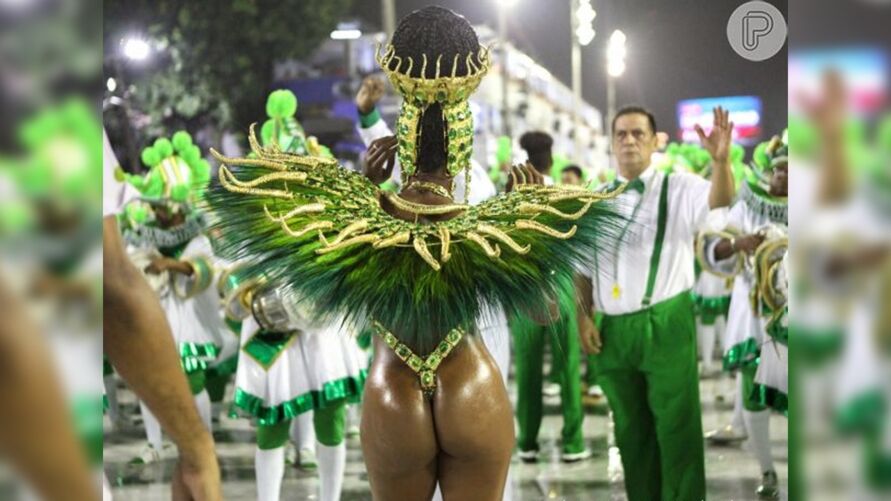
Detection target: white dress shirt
<box><xmin>588</xmin><ymin>166</ymin><xmax>712</xmax><ymax>315</ymax></box>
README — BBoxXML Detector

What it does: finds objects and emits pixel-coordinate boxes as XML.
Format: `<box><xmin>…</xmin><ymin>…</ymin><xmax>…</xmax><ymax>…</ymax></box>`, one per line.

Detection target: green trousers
<box><xmin>586</xmin><ymin>312</ymin><xmax>605</xmax><ymax>387</ymax></box>
<box><xmin>511</xmin><ymin>289</ymin><xmax>585</xmax><ymax>454</ymax></box>
<box><xmin>593</xmin><ymin>292</ymin><xmax>706</xmax><ymax>501</ymax></box>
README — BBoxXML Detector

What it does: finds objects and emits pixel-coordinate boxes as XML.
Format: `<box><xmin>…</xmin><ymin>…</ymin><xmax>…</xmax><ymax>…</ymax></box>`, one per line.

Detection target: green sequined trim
<box><xmin>159</xmin><ymin>240</ymin><xmax>190</xmax><ymax>260</ymax></box>
<box><xmin>835</xmin><ymin>390</ymin><xmax>886</xmax><ymax>437</ymax></box>
<box><xmin>209</xmin><ymin>353</ymin><xmax>239</xmax><ymax>378</ymax></box>
<box><xmin>692</xmin><ymin>294</ymin><xmax>730</xmax><ymax>324</ymax></box>
<box><xmin>866</xmin><ymin>448</ymin><xmax>891</xmax><ymax>489</ymax></box>
<box><xmin>72</xmin><ymin>396</ymin><xmax>104</xmax><ymax>466</ymax></box>
<box><xmin>723</xmin><ymin>337</ymin><xmax>760</xmax><ymax>372</ymax></box>
<box><xmin>359</xmin><ymin>107</ymin><xmax>382</xmax><ymax>129</ymax></box>
<box><xmin>793</xmin><ymin>326</ymin><xmax>844</xmax><ymax>367</ymax></box>
<box><xmin>750</xmin><ymin>383</ymin><xmax>788</xmax><ymax>416</ymax></box>
<box><xmin>179</xmin><ymin>342</ymin><xmax>220</xmax><ymax>374</ymax></box>
<box><xmin>225</xmin><ymin>317</ymin><xmax>243</xmax><ymax>335</ymax></box>
<box><xmin>242</xmin><ymin>330</ymin><xmax>298</xmax><ymax>370</ymax></box>
<box><xmin>231</xmin><ymin>371</ymin><xmax>367</xmax><ymax>426</ymax></box>
<box><xmin>103</xmin><ymin>356</ymin><xmax>114</xmax><ymax>377</ymax></box>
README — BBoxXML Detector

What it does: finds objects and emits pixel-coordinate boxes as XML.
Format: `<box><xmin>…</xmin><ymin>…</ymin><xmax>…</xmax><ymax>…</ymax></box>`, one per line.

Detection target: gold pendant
<box><xmin>612</xmin><ymin>283</ymin><xmax>621</xmax><ymax>299</ymax></box>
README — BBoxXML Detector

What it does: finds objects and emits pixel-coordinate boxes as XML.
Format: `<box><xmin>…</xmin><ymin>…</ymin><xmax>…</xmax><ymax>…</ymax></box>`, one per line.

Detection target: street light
<box><xmin>496</xmin><ymin>0</ymin><xmax>517</xmax><ymax>137</ymax></box>
<box><xmin>607</xmin><ymin>30</ymin><xmax>626</xmax><ymax>76</ymax></box>
<box><xmin>122</xmin><ymin>37</ymin><xmax>150</xmax><ymax>61</ymax></box>
<box><xmin>574</xmin><ymin>0</ymin><xmax>596</xmax><ymax>46</ymax></box>
<box><xmin>606</xmin><ymin>29</ymin><xmax>626</xmax><ymax>137</ymax></box>
<box><xmin>571</xmin><ymin>0</ymin><xmax>596</xmax><ymax>160</ymax></box>
<box><xmin>330</xmin><ymin>22</ymin><xmax>362</xmax><ymax>40</ymax></box>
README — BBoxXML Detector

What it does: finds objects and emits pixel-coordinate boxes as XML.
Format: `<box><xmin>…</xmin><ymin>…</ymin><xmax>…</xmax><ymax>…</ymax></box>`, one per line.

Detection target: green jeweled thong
<box><xmin>372</xmin><ymin>321</ymin><xmax>464</xmax><ymax>397</ymax></box>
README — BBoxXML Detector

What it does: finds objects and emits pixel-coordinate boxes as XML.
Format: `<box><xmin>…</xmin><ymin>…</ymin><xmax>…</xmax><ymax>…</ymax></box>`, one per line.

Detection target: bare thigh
<box><xmin>361</xmin><ymin>340</ymin><xmax>438</xmax><ymax>500</ymax></box>
<box><xmin>434</xmin><ymin>336</ymin><xmax>514</xmax><ymax>501</ymax></box>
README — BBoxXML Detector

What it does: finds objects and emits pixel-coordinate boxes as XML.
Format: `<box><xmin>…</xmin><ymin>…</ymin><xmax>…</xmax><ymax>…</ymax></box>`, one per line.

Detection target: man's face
<box><xmin>153</xmin><ymin>203</ymin><xmax>186</xmax><ymax>228</ymax></box>
<box><xmin>769</xmin><ymin>161</ymin><xmax>788</xmax><ymax>197</ymax></box>
<box><xmin>561</xmin><ymin>170</ymin><xmax>583</xmax><ymax>186</ymax></box>
<box><xmin>612</xmin><ymin>113</ymin><xmax>658</xmax><ymax>170</ymax></box>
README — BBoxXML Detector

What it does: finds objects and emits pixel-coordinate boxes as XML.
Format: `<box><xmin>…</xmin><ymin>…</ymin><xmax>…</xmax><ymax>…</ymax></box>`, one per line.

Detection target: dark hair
<box><xmin>562</xmin><ymin>165</ymin><xmax>583</xmax><ymax>178</ymax></box>
<box><xmin>519</xmin><ymin>131</ymin><xmax>553</xmax><ymax>173</ymax></box>
<box><xmin>611</xmin><ymin>105</ymin><xmax>657</xmax><ymax>136</ymax></box>
<box><xmin>390</xmin><ymin>7</ymin><xmax>480</xmax><ymax>174</ymax></box>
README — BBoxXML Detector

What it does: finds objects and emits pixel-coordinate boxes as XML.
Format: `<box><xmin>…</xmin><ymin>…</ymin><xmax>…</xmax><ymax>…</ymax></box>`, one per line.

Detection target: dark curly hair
<box><xmin>390</xmin><ymin>6</ymin><xmax>481</xmax><ymax>174</ymax></box>
<box><xmin>519</xmin><ymin>131</ymin><xmax>553</xmax><ymax>174</ymax></box>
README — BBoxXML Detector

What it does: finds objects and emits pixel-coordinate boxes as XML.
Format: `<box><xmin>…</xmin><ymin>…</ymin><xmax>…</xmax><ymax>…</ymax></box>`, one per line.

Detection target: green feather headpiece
<box><xmin>259</xmin><ymin>89</ymin><xmax>333</xmax><ymax>159</ymax></box>
<box><xmin>260</xmin><ymin>90</ymin><xmax>307</xmax><ymax>155</ymax></box>
<box><xmin>116</xmin><ymin>130</ymin><xmax>211</xmax><ymax>208</ymax></box>
<box><xmin>746</xmin><ymin>132</ymin><xmax>788</xmax><ymax>195</ymax></box>
<box><xmin>15</xmin><ymin>98</ymin><xmax>102</xmax><ymax>203</ymax></box>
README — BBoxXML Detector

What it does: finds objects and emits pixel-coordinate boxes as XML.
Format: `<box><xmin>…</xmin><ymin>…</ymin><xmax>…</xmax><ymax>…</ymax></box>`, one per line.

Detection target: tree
<box><xmin>104</xmin><ymin>0</ymin><xmax>351</xmax><ymax>156</ymax></box>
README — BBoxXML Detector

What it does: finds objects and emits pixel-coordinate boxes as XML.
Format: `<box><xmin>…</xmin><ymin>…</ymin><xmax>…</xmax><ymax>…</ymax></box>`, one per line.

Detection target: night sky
<box><xmin>351</xmin><ymin>0</ymin><xmax>788</xmax><ymax>140</ymax></box>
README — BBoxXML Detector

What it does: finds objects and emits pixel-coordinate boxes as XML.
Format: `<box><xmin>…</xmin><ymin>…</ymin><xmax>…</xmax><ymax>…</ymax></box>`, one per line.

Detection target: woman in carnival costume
<box><xmin>221</xmin><ymin>89</ymin><xmax>366</xmax><ymax>501</ymax></box>
<box><xmin>698</xmin><ymin>133</ymin><xmax>789</xmax><ymax>499</ymax></box>
<box><xmin>206</xmin><ymin>7</ymin><xmax>623</xmax><ymax>499</ymax></box>
<box><xmin>116</xmin><ymin>131</ymin><xmax>228</xmax><ymax>463</ymax></box>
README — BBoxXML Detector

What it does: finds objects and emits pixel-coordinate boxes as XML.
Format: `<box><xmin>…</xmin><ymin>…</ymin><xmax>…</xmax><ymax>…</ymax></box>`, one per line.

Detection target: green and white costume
<box><xmin>118</xmin><ymin>132</ymin><xmax>225</xmax><ymax>381</ymax></box>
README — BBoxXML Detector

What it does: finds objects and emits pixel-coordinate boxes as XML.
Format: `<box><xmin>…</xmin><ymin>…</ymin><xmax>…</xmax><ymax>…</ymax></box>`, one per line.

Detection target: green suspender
<box><xmin>641</xmin><ymin>174</ymin><xmax>670</xmax><ymax>308</ymax></box>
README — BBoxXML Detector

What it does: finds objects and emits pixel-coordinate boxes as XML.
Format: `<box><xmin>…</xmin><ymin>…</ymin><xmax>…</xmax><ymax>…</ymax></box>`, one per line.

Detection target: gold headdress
<box><xmin>376</xmin><ymin>43</ymin><xmax>491</xmax><ymax>198</ymax></box>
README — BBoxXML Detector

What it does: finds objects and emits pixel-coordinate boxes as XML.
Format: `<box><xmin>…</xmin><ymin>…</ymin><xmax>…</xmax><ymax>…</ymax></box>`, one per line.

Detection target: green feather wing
<box><xmin>206</xmin><ymin>128</ymin><xmax>625</xmax><ymax>353</ymax></box>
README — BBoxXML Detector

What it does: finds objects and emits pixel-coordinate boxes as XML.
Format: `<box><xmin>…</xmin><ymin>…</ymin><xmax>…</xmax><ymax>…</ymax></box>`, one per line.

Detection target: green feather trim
<box><xmin>206</xmin><ymin>133</ymin><xmax>626</xmax><ymax>354</ymax></box>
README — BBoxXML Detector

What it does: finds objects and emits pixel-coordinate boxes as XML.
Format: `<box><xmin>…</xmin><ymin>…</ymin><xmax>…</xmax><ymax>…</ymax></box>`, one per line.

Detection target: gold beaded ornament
<box><xmin>376</xmin><ymin>43</ymin><xmax>491</xmax><ymax>200</ymax></box>
<box><xmin>372</xmin><ymin>320</ymin><xmax>465</xmax><ymax>397</ymax></box>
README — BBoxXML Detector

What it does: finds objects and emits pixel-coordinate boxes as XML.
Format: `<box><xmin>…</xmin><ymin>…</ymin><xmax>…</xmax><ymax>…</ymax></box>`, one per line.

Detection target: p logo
<box><xmin>742</xmin><ymin>11</ymin><xmax>773</xmax><ymax>50</ymax></box>
<box><xmin>728</xmin><ymin>1</ymin><xmax>786</xmax><ymax>61</ymax></box>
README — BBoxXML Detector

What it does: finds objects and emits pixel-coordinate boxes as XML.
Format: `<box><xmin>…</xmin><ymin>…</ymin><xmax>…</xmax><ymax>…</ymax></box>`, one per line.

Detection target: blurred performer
<box><xmin>576</xmin><ymin>105</ymin><xmax>736</xmax><ymax>501</ymax></box>
<box><xmin>207</xmin><ymin>6</ymin><xmax>624</xmax><ymax>499</ymax></box>
<box><xmin>512</xmin><ymin>131</ymin><xmax>589</xmax><ymax>463</ymax></box>
<box><xmin>489</xmin><ymin>136</ymin><xmax>513</xmax><ymax>192</ymax></box>
<box><xmin>0</xmin><ymin>100</ymin><xmax>103</xmax><ymax>500</ymax></box>
<box><xmin>104</xmin><ymin>129</ymin><xmax>221</xmax><ymax>497</ymax></box>
<box><xmin>699</xmin><ymin>134</ymin><xmax>789</xmax><ymax>499</ymax></box>
<box><xmin>518</xmin><ymin>132</ymin><xmax>556</xmax><ymax>185</ymax></box>
<box><xmin>221</xmin><ymin>90</ymin><xmax>365</xmax><ymax>501</ymax></box>
<box><xmin>205</xmin><ymin>234</ymin><xmax>243</xmax><ymax>420</ymax></box>
<box><xmin>116</xmin><ymin>131</ymin><xmax>227</xmax><ymax>463</ymax></box>
<box><xmin>559</xmin><ymin>164</ymin><xmax>585</xmax><ymax>187</ymax></box>
<box><xmin>684</xmin><ymin>145</ymin><xmax>736</xmax><ymax>378</ymax></box>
